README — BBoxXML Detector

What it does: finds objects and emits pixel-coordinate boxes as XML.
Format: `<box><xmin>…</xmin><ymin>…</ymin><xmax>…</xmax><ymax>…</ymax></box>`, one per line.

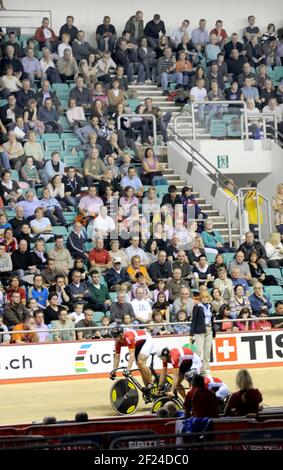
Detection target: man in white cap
<box><xmin>105</xmin><ymin>256</ymin><xmax>131</xmax><ymax>291</ymax></box>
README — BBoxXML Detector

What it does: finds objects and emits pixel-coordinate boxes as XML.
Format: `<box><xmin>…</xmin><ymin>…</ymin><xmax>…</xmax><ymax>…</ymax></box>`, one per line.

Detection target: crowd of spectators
<box><xmin>0</xmin><ymin>12</ymin><xmax>282</xmax><ymax>346</ymax></box>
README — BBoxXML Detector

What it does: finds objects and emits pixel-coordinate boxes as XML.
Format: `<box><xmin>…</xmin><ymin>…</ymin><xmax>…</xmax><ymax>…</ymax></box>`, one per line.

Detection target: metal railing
<box><xmin>191</xmin><ymin>101</ymin><xmax>248</xmax><ymax>140</ymax></box>
<box><xmin>168</xmin><ymin>126</ymin><xmax>239</xmax><ymax>192</ymax></box>
<box><xmin>117</xmin><ymin>113</ymin><xmax>157</xmax><ymax>147</ymax></box>
<box><xmin>226</xmin><ymin>187</ymin><xmax>272</xmax><ymax>245</ymax></box>
<box><xmin>1</xmin><ymin>317</ymin><xmax>282</xmax><ymax>342</ymax></box>
<box><xmin>1</xmin><ymin>9</ymin><xmax>52</xmax><ymax>33</ymax></box>
<box><xmin>247</xmin><ymin>112</ymin><xmax>278</xmax><ymax>141</ymax></box>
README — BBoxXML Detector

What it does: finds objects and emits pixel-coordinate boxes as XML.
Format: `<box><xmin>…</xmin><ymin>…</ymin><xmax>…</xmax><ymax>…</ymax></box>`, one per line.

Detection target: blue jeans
<box><xmin>159</xmin><ymin>72</ymin><xmax>183</xmax><ymax>91</ymax></box>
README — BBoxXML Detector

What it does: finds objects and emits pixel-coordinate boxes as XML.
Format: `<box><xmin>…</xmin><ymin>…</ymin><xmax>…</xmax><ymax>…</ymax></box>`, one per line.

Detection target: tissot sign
<box><xmin>214</xmin><ymin>331</ymin><xmax>283</xmax><ymax>365</ymax></box>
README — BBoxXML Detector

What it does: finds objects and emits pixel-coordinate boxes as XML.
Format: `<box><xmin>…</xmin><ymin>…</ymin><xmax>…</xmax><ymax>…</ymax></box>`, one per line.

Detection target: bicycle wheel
<box><xmin>152</xmin><ymin>374</ymin><xmax>173</xmax><ymax>395</ymax></box>
<box><xmin>151</xmin><ymin>396</ymin><xmax>183</xmax><ymax>414</ymax></box>
<box><xmin>110</xmin><ymin>378</ymin><xmax>139</xmax><ymax>415</ymax></box>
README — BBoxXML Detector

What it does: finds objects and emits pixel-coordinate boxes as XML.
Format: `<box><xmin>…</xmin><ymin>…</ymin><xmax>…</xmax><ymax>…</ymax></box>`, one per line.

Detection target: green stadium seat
<box><xmin>41</xmin><ymin>133</ymin><xmax>60</xmax><ymax>142</ymax></box>
<box><xmin>10</xmin><ymin>169</ymin><xmax>19</xmax><ymax>181</ymax></box>
<box><xmin>45</xmin><ymin>242</ymin><xmax>55</xmax><ymax>252</ymax></box>
<box><xmin>227</xmin><ymin>123</ymin><xmax>241</xmax><ymax>138</ymax></box>
<box><xmin>265</xmin><ymin>268</ymin><xmax>282</xmax><ymax>282</ymax></box>
<box><xmin>210</xmin><ymin>120</ymin><xmax>227</xmax><ymax>138</ymax></box>
<box><xmin>84</xmin><ymin>241</ymin><xmax>95</xmax><ymax>252</ymax></box>
<box><xmin>126</xmin><ymin>98</ymin><xmax>141</xmax><ymax>112</ymax></box>
<box><xmin>223</xmin><ymin>252</ymin><xmax>235</xmax><ymax>265</ymax></box>
<box><xmin>5</xmin><ymin>209</ymin><xmax>16</xmax><ymax>219</ymax></box>
<box><xmin>109</xmin><ymin>292</ymin><xmax>117</xmax><ymax>302</ymax></box>
<box><xmin>92</xmin><ymin>311</ymin><xmax>105</xmax><ymax>324</ymax></box>
<box><xmin>264</xmin><ymin>286</ymin><xmax>283</xmax><ymax>301</ymax></box>
<box><xmin>59</xmin><ymin>116</ymin><xmax>71</xmax><ymax>132</ymax></box>
<box><xmin>206</xmin><ymin>253</ymin><xmax>216</xmax><ymax>264</ymax></box>
<box><xmin>0</xmin><ymin>99</ymin><xmax>8</xmax><ymax>107</ymax></box>
<box><xmin>64</xmin><ymin>155</ymin><xmax>82</xmax><ymax>168</ymax></box>
<box><xmin>52</xmin><ymin>226</ymin><xmax>68</xmax><ymax>240</ymax></box>
<box><xmin>45</xmin><ymin>141</ymin><xmax>63</xmax><ymax>152</ymax></box>
<box><xmin>52</xmin><ymin>83</ymin><xmax>70</xmax><ymax>92</ymax></box>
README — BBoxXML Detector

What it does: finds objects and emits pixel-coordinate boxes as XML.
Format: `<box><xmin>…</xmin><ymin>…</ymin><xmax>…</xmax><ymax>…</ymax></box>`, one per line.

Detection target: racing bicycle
<box><xmin>109</xmin><ymin>353</ymin><xmax>175</xmax><ymax>415</ymax></box>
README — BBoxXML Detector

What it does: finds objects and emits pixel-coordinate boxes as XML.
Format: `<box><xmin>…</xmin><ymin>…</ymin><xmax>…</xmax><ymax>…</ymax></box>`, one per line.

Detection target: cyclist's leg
<box><xmin>136</xmin><ymin>338</ymin><xmax>155</xmax><ymax>387</ymax></box>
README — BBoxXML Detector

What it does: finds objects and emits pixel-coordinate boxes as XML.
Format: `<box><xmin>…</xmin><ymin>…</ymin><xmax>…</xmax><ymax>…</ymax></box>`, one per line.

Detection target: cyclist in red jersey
<box><xmin>185</xmin><ymin>369</ymin><xmax>229</xmax><ymax>401</ymax></box>
<box><xmin>157</xmin><ymin>346</ymin><xmax>201</xmax><ymax>399</ymax></box>
<box><xmin>111</xmin><ymin>327</ymin><xmax>156</xmax><ymax>392</ymax></box>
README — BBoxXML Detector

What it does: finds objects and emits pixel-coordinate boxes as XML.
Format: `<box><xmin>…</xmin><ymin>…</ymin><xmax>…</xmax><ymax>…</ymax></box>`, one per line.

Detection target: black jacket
<box><xmin>149</xmin><ymin>261</ymin><xmax>172</xmax><ymax>283</ymax></box>
<box><xmin>190</xmin><ymin>303</ymin><xmax>215</xmax><ymax>337</ymax></box>
<box><xmin>238</xmin><ymin>241</ymin><xmax>267</xmax><ymax>262</ymax></box>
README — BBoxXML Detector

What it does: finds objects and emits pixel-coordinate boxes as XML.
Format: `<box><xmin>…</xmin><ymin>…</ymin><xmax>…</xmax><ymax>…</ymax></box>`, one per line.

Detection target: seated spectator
<box><xmin>40</xmin><ymin>187</ymin><xmax>67</xmax><ymax>226</ymax></box>
<box><xmin>11</xmin><ymin>315</ymin><xmax>39</xmax><ymax>343</ymax></box>
<box><xmin>191</xmin><ymin>19</ymin><xmax>209</xmax><ymax>52</ymax></box>
<box><xmin>149</xmin><ymin>309</ymin><xmax>172</xmax><ymax>336</ymax></box>
<box><xmin>0</xmin><ymin>244</ymin><xmax>12</xmax><ymax>285</ymax></box>
<box><xmin>34</xmin><ymin>17</ymin><xmax>57</xmax><ymax>52</ymax></box>
<box><xmin>51</xmin><ymin>308</ymin><xmax>76</xmax><ymax>342</ymax></box>
<box><xmin>0</xmin><ymin>314</ymin><xmax>11</xmax><ymax>344</ymax></box>
<box><xmin>106</xmin><ymin>256</ymin><xmax>131</xmax><ymax>291</ymax></box>
<box><xmin>131</xmin><ymin>272</ymin><xmax>152</xmax><ymax>301</ymax></box>
<box><xmin>193</xmin><ymin>255</ymin><xmax>214</xmax><ymax>289</ymax></box>
<box><xmin>166</xmin><ymin>267</ymin><xmax>189</xmax><ymax>303</ymax></box>
<box><xmin>88</xmin><ymin>270</ymin><xmax>111</xmax><ymax>312</ymax></box>
<box><xmin>72</xmin><ymin>30</ymin><xmax>97</xmax><ymax>63</ymax></box>
<box><xmin>78</xmin><ymin>186</ymin><xmax>103</xmax><ymax>224</ymax></box>
<box><xmin>271</xmin><ymin>301</ymin><xmax>283</xmax><ymax>329</ymax></box>
<box><xmin>249</xmin><ymin>250</ymin><xmax>278</xmax><ymax>286</ymax></box>
<box><xmin>38</xmin><ymin>97</ymin><xmax>63</xmax><ymax>134</ymax></box>
<box><xmin>83</xmin><ymin>147</ymin><xmax>106</xmax><ymax>187</ymax></box>
<box><xmin>141</xmin><ymin>147</ymin><xmax>163</xmax><ymax>185</ymax></box>
<box><xmin>21</xmin><ymin>156</ymin><xmax>41</xmax><ymax>187</ymax></box>
<box><xmin>24</xmin><ymin>130</ymin><xmax>44</xmax><ymax>167</ymax></box>
<box><xmin>59</xmin><ymin>15</ymin><xmax>78</xmax><ymax>45</ymax></box>
<box><xmin>229</xmin><ymin>250</ymin><xmax>252</xmax><ymax>282</ymax></box>
<box><xmin>205</xmin><ymin>34</ymin><xmax>221</xmax><ymax>63</ymax></box>
<box><xmin>127</xmin><ymin>255</ymin><xmax>152</xmax><ymax>286</ymax></box>
<box><xmin>131</xmin><ymin>286</ymin><xmax>152</xmax><ymax>324</ymax></box>
<box><xmin>2</xmin><ymin>129</ymin><xmax>25</xmax><ymax>171</ymax></box>
<box><xmin>236</xmin><ymin>307</ymin><xmax>256</xmax><ymax>331</ymax></box>
<box><xmin>172</xmin><ymin>286</ymin><xmax>194</xmax><ymax>320</ymax></box>
<box><xmin>76</xmin><ymin>308</ymin><xmax>100</xmax><ymax>340</ymax></box>
<box><xmin>225</xmin><ymin>368</ymin><xmax>262</xmax><ymax>416</ymax></box>
<box><xmin>69</xmin><ymin>75</ymin><xmax>92</xmax><ymax>110</ymax></box>
<box><xmin>39</xmin><ymin>48</ymin><xmax>61</xmax><ymax>83</ymax></box>
<box><xmin>66</xmin><ymin>221</ymin><xmax>88</xmax><ymax>261</ymax></box>
<box><xmin>70</xmin><ymin>302</ymin><xmax>85</xmax><ymax>324</ymax></box>
<box><xmin>254</xmin><ymin>307</ymin><xmax>272</xmax><ymax>330</ymax></box>
<box><xmin>173</xmin><ymin>309</ymin><xmax>191</xmax><ymax>334</ymax></box>
<box><xmin>201</xmin><ymin>219</ymin><xmax>230</xmax><ymax>254</ymax></box>
<box><xmin>36</xmin><ymin>79</ymin><xmax>62</xmax><ymax>112</ymax></box>
<box><xmin>184</xmin><ymin>373</ymin><xmax>219</xmax><ymax>418</ymax></box>
<box><xmin>57</xmin><ymin>49</ymin><xmax>79</xmax><ymax>83</ymax></box>
<box><xmin>2</xmin><ymin>64</ymin><xmax>22</xmax><ymax>95</ymax></box>
<box><xmin>44</xmin><ymin>292</ymin><xmax>65</xmax><ymax>324</ymax></box>
<box><xmin>249</xmin><ymin>282</ymin><xmax>272</xmax><ymax>316</ymax></box>
<box><xmin>28</xmin><ymin>273</ymin><xmax>49</xmax><ymax>309</ymax></box>
<box><xmin>21</xmin><ymin>50</ymin><xmax>42</xmax><ymax>87</ymax></box>
<box><xmin>57</xmin><ymin>32</ymin><xmax>72</xmax><ymax>58</ymax></box>
<box><xmin>88</xmin><ymin>237</ymin><xmax>112</xmax><ymax>273</ymax></box>
<box><xmin>107</xmin><ymin>78</ymin><xmax>126</xmax><ymax>111</ymax></box>
<box><xmin>215</xmin><ymin>304</ymin><xmax>238</xmax><ymax>332</ymax></box>
<box><xmin>48</xmin><ymin>235</ymin><xmax>74</xmax><ymax>275</ymax></box>
<box><xmin>211</xmin><ymin>287</ymin><xmax>225</xmax><ymax>315</ymax></box>
<box><xmin>66</xmin><ymin>269</ymin><xmax>90</xmax><ymax>307</ymax></box>
<box><xmin>229</xmin><ymin>284</ymin><xmax>251</xmax><ymax>318</ymax></box>
<box><xmin>264</xmin><ymin>232</ymin><xmax>283</xmax><ymax>268</ymax></box>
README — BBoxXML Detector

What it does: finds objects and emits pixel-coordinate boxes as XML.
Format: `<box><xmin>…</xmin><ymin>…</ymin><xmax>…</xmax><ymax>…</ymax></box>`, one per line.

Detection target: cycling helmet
<box><xmin>160</xmin><ymin>347</ymin><xmax>170</xmax><ymax>359</ymax></box>
<box><xmin>111</xmin><ymin>326</ymin><xmax>124</xmax><ymax>338</ymax></box>
<box><xmin>184</xmin><ymin>368</ymin><xmax>198</xmax><ymax>384</ymax></box>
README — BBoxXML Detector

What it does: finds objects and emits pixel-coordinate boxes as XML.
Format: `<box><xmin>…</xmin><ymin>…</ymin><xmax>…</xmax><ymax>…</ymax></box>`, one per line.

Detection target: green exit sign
<box><xmin>217</xmin><ymin>155</ymin><xmax>229</xmax><ymax>169</ymax></box>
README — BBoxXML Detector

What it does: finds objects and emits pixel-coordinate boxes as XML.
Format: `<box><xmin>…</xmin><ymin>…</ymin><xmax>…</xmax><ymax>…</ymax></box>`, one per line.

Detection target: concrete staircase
<box><xmin>129</xmin><ymin>83</ymin><xmax>239</xmax><ymax>244</ymax></box>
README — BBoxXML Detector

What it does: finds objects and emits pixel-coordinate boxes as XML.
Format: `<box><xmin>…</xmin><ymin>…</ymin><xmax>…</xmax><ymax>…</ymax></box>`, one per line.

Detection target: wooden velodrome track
<box><xmin>0</xmin><ymin>367</ymin><xmax>282</xmax><ymax>425</ymax></box>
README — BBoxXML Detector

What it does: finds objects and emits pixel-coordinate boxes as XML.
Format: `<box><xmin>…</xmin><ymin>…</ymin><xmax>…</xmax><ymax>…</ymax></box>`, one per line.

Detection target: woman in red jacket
<box><xmin>225</xmin><ymin>369</ymin><xmax>262</xmax><ymax>416</ymax></box>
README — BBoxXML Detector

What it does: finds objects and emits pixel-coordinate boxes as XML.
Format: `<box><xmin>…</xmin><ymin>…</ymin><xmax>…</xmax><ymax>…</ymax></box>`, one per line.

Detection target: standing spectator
<box><xmin>244</xmin><ymin>16</ymin><xmax>262</xmax><ymax>43</ymax></box>
<box><xmin>272</xmin><ymin>183</ymin><xmax>283</xmax><ymax>235</ymax></box>
<box><xmin>210</xmin><ymin>20</ymin><xmax>228</xmax><ymax>47</ymax></box>
<box><xmin>190</xmin><ymin>291</ymin><xmax>214</xmax><ymax>375</ymax></box>
<box><xmin>124</xmin><ymin>11</ymin><xmax>144</xmax><ymax>41</ymax></box>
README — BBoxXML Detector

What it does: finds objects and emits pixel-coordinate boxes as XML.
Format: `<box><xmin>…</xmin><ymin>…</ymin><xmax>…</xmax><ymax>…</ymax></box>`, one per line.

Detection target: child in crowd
<box><xmin>99</xmin><ymin>315</ymin><xmax>112</xmax><ymax>338</ymax></box>
<box><xmin>131</xmin><ymin>272</ymin><xmax>152</xmax><ymax>301</ymax></box>
<box><xmin>254</xmin><ymin>307</ymin><xmax>273</xmax><ymax>330</ymax></box>
<box><xmin>149</xmin><ymin>309</ymin><xmax>173</xmax><ymax>336</ymax></box>
<box><xmin>26</xmin><ymin>299</ymin><xmax>40</xmax><ymax>316</ymax></box>
<box><xmin>152</xmin><ymin>291</ymin><xmax>170</xmax><ymax>322</ymax></box>
<box><xmin>237</xmin><ymin>307</ymin><xmax>256</xmax><ymax>331</ymax></box>
<box><xmin>173</xmin><ymin>309</ymin><xmax>191</xmax><ymax>334</ymax></box>
<box><xmin>70</xmin><ymin>302</ymin><xmax>85</xmax><ymax>324</ymax></box>
<box><xmin>152</xmin><ymin>279</ymin><xmax>169</xmax><ymax>302</ymax></box>
<box><xmin>121</xmin><ymin>313</ymin><xmax>139</xmax><ymax>331</ymax></box>
<box><xmin>215</xmin><ymin>304</ymin><xmax>238</xmax><ymax>332</ymax></box>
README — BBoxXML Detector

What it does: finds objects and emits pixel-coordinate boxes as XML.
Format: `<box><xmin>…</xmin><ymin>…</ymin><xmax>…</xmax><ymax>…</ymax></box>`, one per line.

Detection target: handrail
<box><xmin>117</xmin><ymin>113</ymin><xmax>157</xmax><ymax>147</ymax></box>
<box><xmin>1</xmin><ymin>9</ymin><xmax>53</xmax><ymax>29</ymax></box>
<box><xmin>169</xmin><ymin>126</ymin><xmax>239</xmax><ymax>193</ymax></box>
<box><xmin>191</xmin><ymin>100</ymin><xmax>248</xmax><ymax>140</ymax></box>
<box><xmin>247</xmin><ymin>113</ymin><xmax>278</xmax><ymax>141</ymax></box>
<box><xmin>1</xmin><ymin>317</ymin><xmax>281</xmax><ymax>338</ymax></box>
<box><xmin>226</xmin><ymin>187</ymin><xmax>272</xmax><ymax>245</ymax></box>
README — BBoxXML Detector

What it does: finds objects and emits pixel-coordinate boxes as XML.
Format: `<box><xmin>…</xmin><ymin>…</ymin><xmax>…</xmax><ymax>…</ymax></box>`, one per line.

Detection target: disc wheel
<box><xmin>110</xmin><ymin>378</ymin><xmax>139</xmax><ymax>415</ymax></box>
<box><xmin>151</xmin><ymin>396</ymin><xmax>182</xmax><ymax>414</ymax></box>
